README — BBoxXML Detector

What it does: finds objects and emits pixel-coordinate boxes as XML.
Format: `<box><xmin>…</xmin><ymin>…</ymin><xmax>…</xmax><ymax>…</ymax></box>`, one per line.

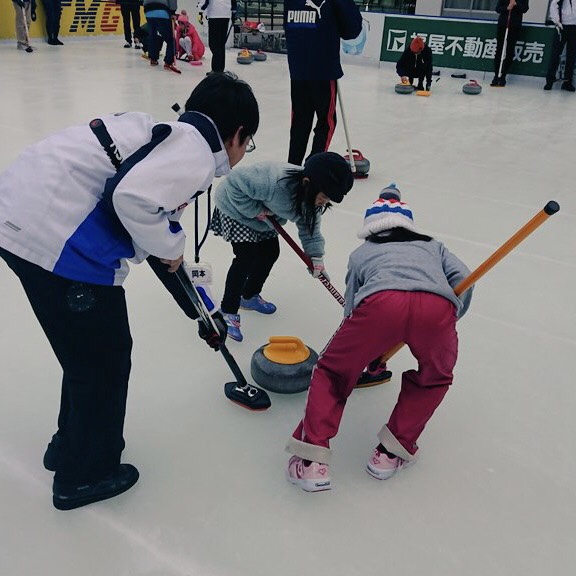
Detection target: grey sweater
<box><xmin>343</xmin><ymin>239</ymin><xmax>473</xmax><ymax>318</ymax></box>
<box><xmin>213</xmin><ymin>162</ymin><xmax>325</xmax><ymax>257</ymax></box>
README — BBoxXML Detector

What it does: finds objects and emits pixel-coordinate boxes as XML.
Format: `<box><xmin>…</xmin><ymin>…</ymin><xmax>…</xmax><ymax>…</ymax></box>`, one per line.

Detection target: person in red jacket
<box><xmin>175</xmin><ymin>10</ymin><xmax>205</xmax><ymax>63</ymax></box>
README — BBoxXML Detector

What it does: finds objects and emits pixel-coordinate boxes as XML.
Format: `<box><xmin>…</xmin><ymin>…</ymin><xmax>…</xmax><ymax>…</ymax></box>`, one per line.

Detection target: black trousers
<box><xmin>42</xmin><ymin>0</ymin><xmax>62</xmax><ymax>41</ymax></box>
<box><xmin>208</xmin><ymin>18</ymin><xmax>229</xmax><ymax>73</ymax></box>
<box><xmin>148</xmin><ymin>17</ymin><xmax>175</xmax><ymax>64</ymax></box>
<box><xmin>396</xmin><ymin>64</ymin><xmax>426</xmax><ymax>87</ymax></box>
<box><xmin>288</xmin><ymin>79</ymin><xmax>337</xmax><ymax>166</ymax></box>
<box><xmin>546</xmin><ymin>25</ymin><xmax>576</xmax><ymax>83</ymax></box>
<box><xmin>0</xmin><ymin>249</ymin><xmax>197</xmax><ymax>486</ymax></box>
<box><xmin>0</xmin><ymin>247</ymin><xmax>131</xmax><ymax>485</ymax></box>
<box><xmin>120</xmin><ymin>5</ymin><xmax>141</xmax><ymax>44</ymax></box>
<box><xmin>221</xmin><ymin>237</ymin><xmax>280</xmax><ymax>314</ymax></box>
<box><xmin>494</xmin><ymin>23</ymin><xmax>522</xmax><ymax>78</ymax></box>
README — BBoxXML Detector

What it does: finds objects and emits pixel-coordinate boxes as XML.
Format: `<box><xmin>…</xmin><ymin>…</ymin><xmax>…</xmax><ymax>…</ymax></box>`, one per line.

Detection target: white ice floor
<box><xmin>0</xmin><ymin>37</ymin><xmax>575</xmax><ymax>576</ymax></box>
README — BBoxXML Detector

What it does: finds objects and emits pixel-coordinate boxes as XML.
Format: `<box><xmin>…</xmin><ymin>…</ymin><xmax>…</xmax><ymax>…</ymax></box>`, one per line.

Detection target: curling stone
<box><xmin>237</xmin><ymin>49</ymin><xmax>254</xmax><ymax>64</ymax></box>
<box><xmin>253</xmin><ymin>50</ymin><xmax>267</xmax><ymax>61</ymax></box>
<box><xmin>395</xmin><ymin>82</ymin><xmax>414</xmax><ymax>94</ymax></box>
<box><xmin>343</xmin><ymin>149</ymin><xmax>370</xmax><ymax>178</ymax></box>
<box><xmin>251</xmin><ymin>336</ymin><xmax>318</xmax><ymax>394</ymax></box>
<box><xmin>463</xmin><ymin>80</ymin><xmax>482</xmax><ymax>95</ymax></box>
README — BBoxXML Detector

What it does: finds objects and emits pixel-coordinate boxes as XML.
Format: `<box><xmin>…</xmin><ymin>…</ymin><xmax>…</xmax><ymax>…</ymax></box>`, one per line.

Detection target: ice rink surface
<box><xmin>0</xmin><ymin>37</ymin><xmax>574</xmax><ymax>576</ymax></box>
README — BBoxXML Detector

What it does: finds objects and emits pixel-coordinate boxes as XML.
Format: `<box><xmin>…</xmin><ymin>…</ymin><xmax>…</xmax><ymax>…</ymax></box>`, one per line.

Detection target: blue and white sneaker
<box><xmin>223</xmin><ymin>313</ymin><xmax>243</xmax><ymax>342</ymax></box>
<box><xmin>240</xmin><ymin>294</ymin><xmax>277</xmax><ymax>315</ymax></box>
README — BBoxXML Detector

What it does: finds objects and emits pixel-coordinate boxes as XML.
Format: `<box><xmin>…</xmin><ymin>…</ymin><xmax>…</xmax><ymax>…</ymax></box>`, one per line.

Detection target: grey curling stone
<box><xmin>253</xmin><ymin>51</ymin><xmax>267</xmax><ymax>61</ymax></box>
<box><xmin>395</xmin><ymin>83</ymin><xmax>414</xmax><ymax>94</ymax></box>
<box><xmin>345</xmin><ymin>149</ymin><xmax>370</xmax><ymax>178</ymax></box>
<box><xmin>463</xmin><ymin>81</ymin><xmax>482</xmax><ymax>95</ymax></box>
<box><xmin>251</xmin><ymin>336</ymin><xmax>319</xmax><ymax>394</ymax></box>
<box><xmin>237</xmin><ymin>51</ymin><xmax>254</xmax><ymax>64</ymax></box>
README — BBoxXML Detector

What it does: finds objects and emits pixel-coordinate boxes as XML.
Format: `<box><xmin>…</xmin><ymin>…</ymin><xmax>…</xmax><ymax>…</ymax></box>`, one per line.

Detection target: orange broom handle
<box><xmin>379</xmin><ymin>201</ymin><xmax>560</xmax><ymax>363</ymax></box>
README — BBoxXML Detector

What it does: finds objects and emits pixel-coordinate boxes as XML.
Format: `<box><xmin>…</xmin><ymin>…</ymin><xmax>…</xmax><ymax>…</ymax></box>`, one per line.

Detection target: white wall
<box><xmin>415</xmin><ymin>0</ymin><xmax>444</xmax><ymax>17</ymax></box>
<box><xmin>415</xmin><ymin>0</ymin><xmax>550</xmax><ymax>23</ymax></box>
<box><xmin>179</xmin><ymin>0</ymin><xmax>551</xmax><ymax>25</ymax></box>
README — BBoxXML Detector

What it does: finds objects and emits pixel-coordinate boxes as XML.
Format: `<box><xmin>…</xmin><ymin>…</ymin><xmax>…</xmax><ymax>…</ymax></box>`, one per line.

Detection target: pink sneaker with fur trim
<box><xmin>366</xmin><ymin>448</ymin><xmax>415</xmax><ymax>480</ymax></box>
<box><xmin>287</xmin><ymin>456</ymin><xmax>331</xmax><ymax>492</ymax></box>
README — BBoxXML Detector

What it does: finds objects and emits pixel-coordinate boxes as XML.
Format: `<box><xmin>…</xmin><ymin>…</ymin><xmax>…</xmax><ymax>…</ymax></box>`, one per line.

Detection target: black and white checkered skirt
<box><xmin>210</xmin><ymin>208</ymin><xmax>278</xmax><ymax>243</ymax></box>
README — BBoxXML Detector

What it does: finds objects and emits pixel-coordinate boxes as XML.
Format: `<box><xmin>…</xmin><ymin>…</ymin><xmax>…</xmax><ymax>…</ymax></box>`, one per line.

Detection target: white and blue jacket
<box><xmin>0</xmin><ymin>111</ymin><xmax>230</xmax><ymax>286</ymax></box>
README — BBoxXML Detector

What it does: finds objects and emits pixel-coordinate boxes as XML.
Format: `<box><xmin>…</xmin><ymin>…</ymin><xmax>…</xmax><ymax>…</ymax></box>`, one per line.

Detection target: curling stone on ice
<box><xmin>343</xmin><ymin>149</ymin><xmax>370</xmax><ymax>178</ymax></box>
<box><xmin>251</xmin><ymin>336</ymin><xmax>318</xmax><ymax>394</ymax></box>
<box><xmin>237</xmin><ymin>49</ymin><xmax>254</xmax><ymax>64</ymax></box>
<box><xmin>463</xmin><ymin>80</ymin><xmax>482</xmax><ymax>95</ymax></box>
<box><xmin>395</xmin><ymin>82</ymin><xmax>414</xmax><ymax>94</ymax></box>
<box><xmin>253</xmin><ymin>50</ymin><xmax>267</xmax><ymax>61</ymax></box>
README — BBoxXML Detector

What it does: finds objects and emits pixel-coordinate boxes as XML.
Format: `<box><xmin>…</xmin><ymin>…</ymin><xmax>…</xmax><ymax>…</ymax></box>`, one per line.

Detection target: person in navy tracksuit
<box><xmin>41</xmin><ymin>0</ymin><xmax>63</xmax><ymax>45</ymax></box>
<box><xmin>284</xmin><ymin>0</ymin><xmax>362</xmax><ymax>166</ymax></box>
<box><xmin>491</xmin><ymin>0</ymin><xmax>529</xmax><ymax>87</ymax></box>
<box><xmin>0</xmin><ymin>73</ymin><xmax>259</xmax><ymax>511</ymax></box>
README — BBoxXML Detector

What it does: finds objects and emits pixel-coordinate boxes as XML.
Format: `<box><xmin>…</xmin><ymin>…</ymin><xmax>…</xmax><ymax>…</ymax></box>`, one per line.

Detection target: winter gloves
<box><xmin>198</xmin><ymin>310</ymin><xmax>228</xmax><ymax>351</ymax></box>
<box><xmin>310</xmin><ymin>257</ymin><xmax>329</xmax><ymax>281</ymax></box>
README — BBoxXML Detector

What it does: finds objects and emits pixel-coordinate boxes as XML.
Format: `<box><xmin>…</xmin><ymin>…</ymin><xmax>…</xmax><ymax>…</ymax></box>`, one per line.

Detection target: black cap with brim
<box><xmin>302</xmin><ymin>152</ymin><xmax>354</xmax><ymax>204</ymax></box>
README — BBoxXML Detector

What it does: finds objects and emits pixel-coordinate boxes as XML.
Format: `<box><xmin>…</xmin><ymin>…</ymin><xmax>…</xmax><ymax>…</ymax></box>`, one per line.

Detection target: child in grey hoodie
<box><xmin>286</xmin><ymin>185</ymin><xmax>474</xmax><ymax>492</ymax></box>
<box><xmin>211</xmin><ymin>152</ymin><xmax>353</xmax><ymax>342</ymax></box>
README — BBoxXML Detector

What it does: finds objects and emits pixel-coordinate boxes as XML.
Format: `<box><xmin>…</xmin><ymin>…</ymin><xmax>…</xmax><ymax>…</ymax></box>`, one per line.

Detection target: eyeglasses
<box><xmin>246</xmin><ymin>137</ymin><xmax>256</xmax><ymax>153</ymax></box>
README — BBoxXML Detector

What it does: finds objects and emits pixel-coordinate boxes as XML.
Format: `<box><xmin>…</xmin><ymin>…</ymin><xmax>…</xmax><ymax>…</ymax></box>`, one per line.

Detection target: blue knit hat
<box><xmin>378</xmin><ymin>182</ymin><xmax>401</xmax><ymax>201</ymax></box>
<box><xmin>357</xmin><ymin>185</ymin><xmax>416</xmax><ymax>239</ymax></box>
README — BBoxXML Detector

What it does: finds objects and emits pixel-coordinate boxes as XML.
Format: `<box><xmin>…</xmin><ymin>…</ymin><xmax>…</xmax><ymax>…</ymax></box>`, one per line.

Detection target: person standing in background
<box><xmin>200</xmin><ymin>0</ymin><xmax>236</xmax><ymax>74</ymax></box>
<box><xmin>12</xmin><ymin>0</ymin><xmax>34</xmax><ymax>52</ymax></box>
<box><xmin>490</xmin><ymin>0</ymin><xmax>529</xmax><ymax>87</ymax></box>
<box><xmin>143</xmin><ymin>0</ymin><xmax>181</xmax><ymax>74</ymax></box>
<box><xmin>284</xmin><ymin>0</ymin><xmax>362</xmax><ymax>166</ymax></box>
<box><xmin>544</xmin><ymin>0</ymin><xmax>576</xmax><ymax>92</ymax></box>
<box><xmin>42</xmin><ymin>0</ymin><xmax>63</xmax><ymax>45</ymax></box>
<box><xmin>118</xmin><ymin>0</ymin><xmax>142</xmax><ymax>49</ymax></box>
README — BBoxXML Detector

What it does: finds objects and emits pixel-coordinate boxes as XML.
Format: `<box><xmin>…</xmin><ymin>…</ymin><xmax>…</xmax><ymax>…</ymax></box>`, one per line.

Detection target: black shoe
<box><xmin>53</xmin><ymin>464</ymin><xmax>139</xmax><ymax>510</ymax></box>
<box><xmin>490</xmin><ymin>75</ymin><xmax>500</xmax><ymax>87</ymax></box>
<box><xmin>43</xmin><ymin>433</ymin><xmax>63</xmax><ymax>472</ymax></box>
<box><xmin>355</xmin><ymin>368</ymin><xmax>393</xmax><ymax>389</ymax></box>
<box><xmin>561</xmin><ymin>81</ymin><xmax>575</xmax><ymax>92</ymax></box>
<box><xmin>498</xmin><ymin>77</ymin><xmax>507</xmax><ymax>87</ymax></box>
<box><xmin>416</xmin><ymin>83</ymin><xmax>424</xmax><ymax>91</ymax></box>
<box><xmin>123</xmin><ymin>42</ymin><xmax>131</xmax><ymax>48</ymax></box>
<box><xmin>47</xmin><ymin>39</ymin><xmax>57</xmax><ymax>45</ymax></box>
<box><xmin>544</xmin><ymin>80</ymin><xmax>554</xmax><ymax>90</ymax></box>
<box><xmin>54</xmin><ymin>39</ymin><xmax>64</xmax><ymax>46</ymax></box>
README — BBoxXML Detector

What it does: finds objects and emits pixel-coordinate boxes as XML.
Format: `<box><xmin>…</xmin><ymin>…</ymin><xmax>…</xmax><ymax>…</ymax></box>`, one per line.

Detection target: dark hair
<box><xmin>280</xmin><ymin>168</ymin><xmax>328</xmax><ymax>235</ymax></box>
<box><xmin>367</xmin><ymin>227</ymin><xmax>433</xmax><ymax>244</ymax></box>
<box><xmin>184</xmin><ymin>72</ymin><xmax>259</xmax><ymax>143</ymax></box>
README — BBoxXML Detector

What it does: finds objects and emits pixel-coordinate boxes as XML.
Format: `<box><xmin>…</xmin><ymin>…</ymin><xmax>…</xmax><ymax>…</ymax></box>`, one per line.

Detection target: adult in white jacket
<box><xmin>200</xmin><ymin>0</ymin><xmax>236</xmax><ymax>73</ymax></box>
<box><xmin>545</xmin><ymin>0</ymin><xmax>576</xmax><ymax>91</ymax></box>
<box><xmin>0</xmin><ymin>72</ymin><xmax>259</xmax><ymax>511</ymax></box>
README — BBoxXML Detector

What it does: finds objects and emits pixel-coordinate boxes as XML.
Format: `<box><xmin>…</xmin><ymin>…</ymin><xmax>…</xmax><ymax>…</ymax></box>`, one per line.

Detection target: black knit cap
<box><xmin>302</xmin><ymin>152</ymin><xmax>354</xmax><ymax>204</ymax></box>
